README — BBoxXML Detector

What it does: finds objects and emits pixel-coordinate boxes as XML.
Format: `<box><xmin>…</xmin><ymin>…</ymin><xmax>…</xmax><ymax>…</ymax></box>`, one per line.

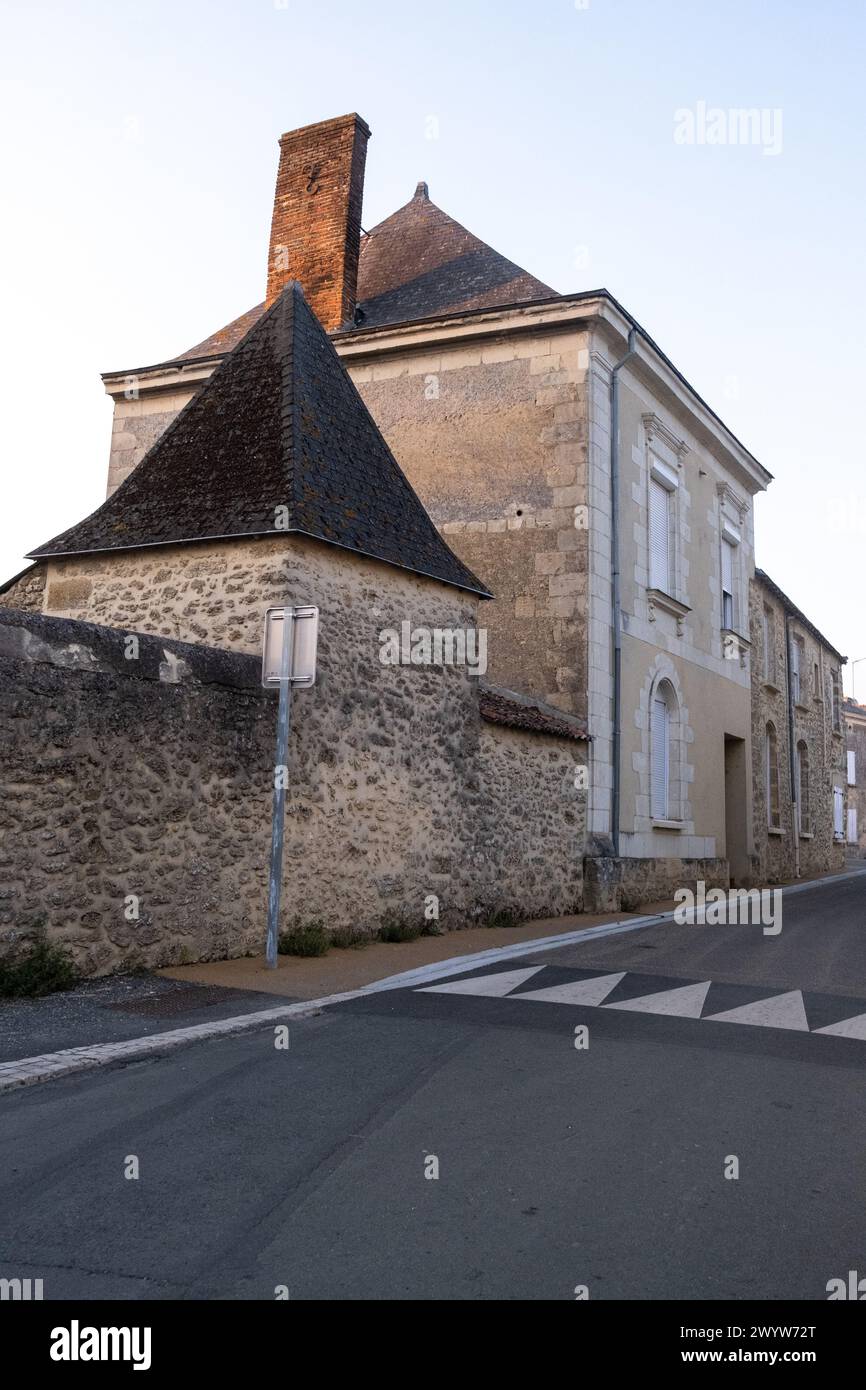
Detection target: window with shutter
<box><xmin>762</xmin><ymin>606</ymin><xmax>776</xmax><ymax>683</ymax></box>
<box><xmin>791</xmin><ymin>636</ymin><xmax>802</xmax><ymax>704</ymax></box>
<box><xmin>651</xmin><ymin>683</ymin><xmax>672</xmax><ymax>818</ymax></box>
<box><xmin>721</xmin><ymin>537</ymin><xmax>735</xmax><ymax>629</ymax></box>
<box><xmin>797</xmin><ymin>740</ymin><xmax>810</xmax><ymax>834</ymax></box>
<box><xmin>834</xmin><ymin>787</ymin><xmax>844</xmax><ymax>838</ymax></box>
<box><xmin>766</xmin><ymin>723</ymin><xmax>781</xmax><ymax>829</ymax></box>
<box><xmin>649</xmin><ymin>478</ymin><xmax>671</xmax><ymax>593</ymax></box>
<box><xmin>848</xmin><ymin>808</ymin><xmax>859</xmax><ymax>844</ymax></box>
<box><xmin>848</xmin><ymin>750</ymin><xmax>857</xmax><ymax>786</ymax></box>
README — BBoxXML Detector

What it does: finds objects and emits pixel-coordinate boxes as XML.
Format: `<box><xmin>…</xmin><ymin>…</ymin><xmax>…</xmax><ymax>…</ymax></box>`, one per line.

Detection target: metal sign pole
<box><xmin>265</xmin><ymin>614</ymin><xmax>294</xmax><ymax>968</ymax></box>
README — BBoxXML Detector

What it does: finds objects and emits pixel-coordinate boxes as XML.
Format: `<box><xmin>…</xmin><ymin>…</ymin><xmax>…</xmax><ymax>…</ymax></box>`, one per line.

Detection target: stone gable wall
<box><xmin>0</xmin><ymin>564</ymin><xmax>46</xmax><ymax>613</ymax></box>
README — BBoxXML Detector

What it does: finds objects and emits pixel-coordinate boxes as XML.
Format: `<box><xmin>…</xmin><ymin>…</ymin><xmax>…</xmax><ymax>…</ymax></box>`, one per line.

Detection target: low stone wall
<box><xmin>0</xmin><ymin>608</ymin><xmax>586</xmax><ymax>976</ymax></box>
<box><xmin>583</xmin><ymin>855</ymin><xmax>729</xmax><ymax>914</ymax></box>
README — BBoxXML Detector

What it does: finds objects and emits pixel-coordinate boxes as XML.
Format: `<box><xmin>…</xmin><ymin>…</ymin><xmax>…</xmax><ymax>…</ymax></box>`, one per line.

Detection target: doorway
<box><xmin>724</xmin><ymin>734</ymin><xmax>749</xmax><ymax>886</ymax></box>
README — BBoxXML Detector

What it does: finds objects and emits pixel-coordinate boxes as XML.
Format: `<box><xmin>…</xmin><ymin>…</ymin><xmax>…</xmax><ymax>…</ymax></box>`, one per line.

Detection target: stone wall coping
<box><xmin>479</xmin><ymin>682</ymin><xmax>589</xmax><ymax>742</ymax></box>
<box><xmin>0</xmin><ymin>607</ymin><xmax>265</xmax><ymax>694</ymax></box>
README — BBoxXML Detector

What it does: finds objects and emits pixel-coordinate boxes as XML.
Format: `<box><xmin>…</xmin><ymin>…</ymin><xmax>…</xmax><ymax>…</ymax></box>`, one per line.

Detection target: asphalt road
<box><xmin>2</xmin><ymin>872</ymin><xmax>866</xmax><ymax>1301</ymax></box>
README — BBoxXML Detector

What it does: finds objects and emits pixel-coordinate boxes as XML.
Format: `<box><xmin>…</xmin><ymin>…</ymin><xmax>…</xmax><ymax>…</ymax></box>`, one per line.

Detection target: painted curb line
<box><xmin>2</xmin><ymin>867</ymin><xmax>864</xmax><ymax>1095</ymax></box>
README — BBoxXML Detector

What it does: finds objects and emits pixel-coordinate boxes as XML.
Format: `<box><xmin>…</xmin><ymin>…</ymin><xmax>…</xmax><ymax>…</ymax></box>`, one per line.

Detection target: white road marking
<box><xmin>603</xmin><ymin>981</ymin><xmax>712</xmax><ymax>1018</ymax></box>
<box><xmin>814</xmin><ymin>1013</ymin><xmax>866</xmax><ymax>1039</ymax></box>
<box><xmin>417</xmin><ymin>967</ymin><xmax>544</xmax><ymax>998</ymax></box>
<box><xmin>518</xmin><ymin>973</ymin><xmax>626</xmax><ymax>1007</ymax></box>
<box><xmin>706</xmin><ymin>990</ymin><xmax>810</xmax><ymax>1031</ymax></box>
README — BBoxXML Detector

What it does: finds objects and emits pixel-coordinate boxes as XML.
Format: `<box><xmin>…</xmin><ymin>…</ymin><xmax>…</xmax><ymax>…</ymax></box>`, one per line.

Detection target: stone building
<box><xmin>66</xmin><ymin>111</ymin><xmax>778</xmax><ymax>908</ymax></box>
<box><xmin>1</xmin><ymin>283</ymin><xmax>587</xmax><ymax>974</ymax></box>
<box><xmin>749</xmin><ymin>570</ymin><xmax>847</xmax><ymax>882</ymax></box>
<box><xmin>843</xmin><ymin>697</ymin><xmax>866</xmax><ymax>855</ymax></box>
<box><xmin>5</xmin><ymin>110</ymin><xmax>849</xmax><ymax>918</ymax></box>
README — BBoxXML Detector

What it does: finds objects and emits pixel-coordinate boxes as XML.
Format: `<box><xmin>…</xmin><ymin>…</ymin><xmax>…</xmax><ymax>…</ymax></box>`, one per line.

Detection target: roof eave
<box><xmin>27</xmin><ymin>527</ymin><xmax>493</xmax><ymax>601</ymax></box>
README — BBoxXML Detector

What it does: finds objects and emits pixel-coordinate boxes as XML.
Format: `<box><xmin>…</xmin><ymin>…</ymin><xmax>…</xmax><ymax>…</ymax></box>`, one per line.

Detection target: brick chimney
<box><xmin>266</xmin><ymin>113</ymin><xmax>370</xmax><ymax>330</ymax></box>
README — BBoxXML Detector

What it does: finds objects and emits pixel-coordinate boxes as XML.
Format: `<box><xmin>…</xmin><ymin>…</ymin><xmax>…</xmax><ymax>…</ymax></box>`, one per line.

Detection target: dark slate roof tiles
<box><xmin>29</xmin><ymin>284</ymin><xmax>492</xmax><ymax>599</ymax></box>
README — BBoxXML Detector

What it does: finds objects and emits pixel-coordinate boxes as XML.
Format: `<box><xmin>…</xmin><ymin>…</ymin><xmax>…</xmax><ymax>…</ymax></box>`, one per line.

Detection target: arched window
<box><xmin>766</xmin><ymin>722</ymin><xmax>781</xmax><ymax>829</ymax></box>
<box><xmin>651</xmin><ymin>679</ymin><xmax>677</xmax><ymax>819</ymax></box>
<box><xmin>797</xmin><ymin>739</ymin><xmax>811</xmax><ymax>834</ymax></box>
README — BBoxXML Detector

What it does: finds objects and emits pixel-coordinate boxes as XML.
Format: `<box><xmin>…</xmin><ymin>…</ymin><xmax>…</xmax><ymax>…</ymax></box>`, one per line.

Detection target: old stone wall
<box><xmin>0</xmin><ymin>564</ymin><xmax>46</xmax><ymax>613</ymax></box>
<box><xmin>351</xmin><ymin>328</ymin><xmax>591</xmax><ymax>716</ymax></box>
<box><xmin>749</xmin><ymin>578</ymin><xmax>846</xmax><ymax>883</ymax></box>
<box><xmin>582</xmin><ymin>855</ymin><xmax>729</xmax><ymax>914</ymax></box>
<box><xmin>2</xmin><ymin>539</ymin><xmax>586</xmax><ymax>974</ymax></box>
<box><xmin>0</xmin><ymin>609</ymin><xmax>274</xmax><ymax>976</ymax></box>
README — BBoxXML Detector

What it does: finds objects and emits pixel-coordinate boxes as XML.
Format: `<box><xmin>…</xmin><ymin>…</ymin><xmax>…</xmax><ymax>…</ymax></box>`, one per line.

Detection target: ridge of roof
<box><xmin>29</xmin><ymin>283</ymin><xmax>492</xmax><ymax>599</ymax></box>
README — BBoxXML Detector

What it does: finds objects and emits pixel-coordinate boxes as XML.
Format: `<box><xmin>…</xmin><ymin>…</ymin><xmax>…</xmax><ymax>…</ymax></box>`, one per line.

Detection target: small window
<box><xmin>813</xmin><ymin>662</ymin><xmax>820</xmax><ymax>701</ymax></box>
<box><xmin>766</xmin><ymin>722</ymin><xmax>781</xmax><ymax>829</ymax></box>
<box><xmin>832</xmin><ymin>671</ymin><xmax>842</xmax><ymax>731</ymax></box>
<box><xmin>797</xmin><ymin>740</ymin><xmax>811</xmax><ymax>835</ymax></box>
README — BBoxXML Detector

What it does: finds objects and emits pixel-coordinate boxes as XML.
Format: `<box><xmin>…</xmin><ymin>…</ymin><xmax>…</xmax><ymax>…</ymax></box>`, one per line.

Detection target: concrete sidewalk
<box><xmin>155</xmin><ymin>904</ymin><xmax>674</xmax><ymax>1000</ymax></box>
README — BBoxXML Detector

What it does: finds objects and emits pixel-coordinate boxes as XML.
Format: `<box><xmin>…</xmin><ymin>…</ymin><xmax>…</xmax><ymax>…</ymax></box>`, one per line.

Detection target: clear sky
<box><xmin>1</xmin><ymin>0</ymin><xmax>864</xmax><ymax>689</ymax></box>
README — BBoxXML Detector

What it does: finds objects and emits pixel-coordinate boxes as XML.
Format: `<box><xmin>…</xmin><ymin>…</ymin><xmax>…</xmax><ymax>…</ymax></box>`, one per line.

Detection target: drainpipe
<box><xmin>784</xmin><ymin>614</ymin><xmax>801</xmax><ymax>878</ymax></box>
<box><xmin>610</xmin><ymin>327</ymin><xmax>638</xmax><ymax>857</ymax></box>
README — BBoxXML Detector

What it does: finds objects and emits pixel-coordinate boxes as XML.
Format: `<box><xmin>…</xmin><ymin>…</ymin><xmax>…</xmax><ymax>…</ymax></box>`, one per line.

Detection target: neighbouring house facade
<box><xmin>750</xmin><ymin>570</ymin><xmax>847</xmax><ymax>882</ymax></box>
<box><xmin>843</xmin><ymin>697</ymin><xmax>866</xmax><ymax>855</ymax></box>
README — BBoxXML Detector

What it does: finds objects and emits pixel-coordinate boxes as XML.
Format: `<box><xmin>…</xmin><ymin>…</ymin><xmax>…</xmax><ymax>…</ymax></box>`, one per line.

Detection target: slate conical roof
<box><xmin>30</xmin><ymin>284</ymin><xmax>491</xmax><ymax>598</ymax></box>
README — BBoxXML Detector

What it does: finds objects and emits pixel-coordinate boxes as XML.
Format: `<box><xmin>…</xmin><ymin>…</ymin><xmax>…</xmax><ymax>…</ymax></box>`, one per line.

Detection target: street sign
<box><xmin>262</xmin><ymin>605</ymin><xmax>319</xmax><ymax>688</ymax></box>
<box><xmin>262</xmin><ymin>604</ymin><xmax>319</xmax><ymax>968</ymax></box>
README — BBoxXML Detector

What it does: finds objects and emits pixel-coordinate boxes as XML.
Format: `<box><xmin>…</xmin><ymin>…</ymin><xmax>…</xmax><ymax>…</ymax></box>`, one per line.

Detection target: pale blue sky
<box><xmin>1</xmin><ymin>0</ymin><xmax>864</xmax><ymax>686</ymax></box>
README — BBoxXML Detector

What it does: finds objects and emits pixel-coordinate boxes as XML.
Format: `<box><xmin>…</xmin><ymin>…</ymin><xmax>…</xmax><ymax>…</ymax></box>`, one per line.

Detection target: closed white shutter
<box><xmin>651</xmin><ymin>694</ymin><xmax>669</xmax><ymax>818</ymax></box>
<box><xmin>848</xmin><ymin>750</ymin><xmax>856</xmax><ymax>786</ymax></box>
<box><xmin>848</xmin><ymin>808</ymin><xmax>858</xmax><ymax>844</ymax></box>
<box><xmin>721</xmin><ymin>538</ymin><xmax>734</xmax><ymax>629</ymax></box>
<box><xmin>834</xmin><ymin>787</ymin><xmax>844</xmax><ymax>837</ymax></box>
<box><xmin>649</xmin><ymin>479</ymin><xmax>670</xmax><ymax>592</ymax></box>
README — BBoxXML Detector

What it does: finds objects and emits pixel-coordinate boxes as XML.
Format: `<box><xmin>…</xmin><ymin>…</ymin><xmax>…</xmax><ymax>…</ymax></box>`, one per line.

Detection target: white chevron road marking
<box><xmin>603</xmin><ymin>981</ymin><xmax>712</xmax><ymax>1018</ymax></box>
<box><xmin>518</xmin><ymin>973</ymin><xmax>626</xmax><ymax>1007</ymax></box>
<box><xmin>417</xmin><ymin>966</ymin><xmax>545</xmax><ymax>998</ymax></box>
<box><xmin>706</xmin><ymin>990</ymin><xmax>810</xmax><ymax>1031</ymax></box>
<box><xmin>413</xmin><ymin>969</ymin><xmax>866</xmax><ymax>1045</ymax></box>
<box><xmin>814</xmin><ymin>1012</ymin><xmax>866</xmax><ymax>1039</ymax></box>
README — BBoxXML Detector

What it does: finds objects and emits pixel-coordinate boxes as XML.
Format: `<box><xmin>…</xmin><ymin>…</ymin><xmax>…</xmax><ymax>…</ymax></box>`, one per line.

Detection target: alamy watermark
<box><xmin>674</xmin><ymin>102</ymin><xmax>783</xmax><ymax>157</ymax></box>
<box><xmin>674</xmin><ymin>880</ymin><xmax>782</xmax><ymax>936</ymax></box>
<box><xmin>379</xmin><ymin>622</ymin><xmax>487</xmax><ymax>676</ymax></box>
